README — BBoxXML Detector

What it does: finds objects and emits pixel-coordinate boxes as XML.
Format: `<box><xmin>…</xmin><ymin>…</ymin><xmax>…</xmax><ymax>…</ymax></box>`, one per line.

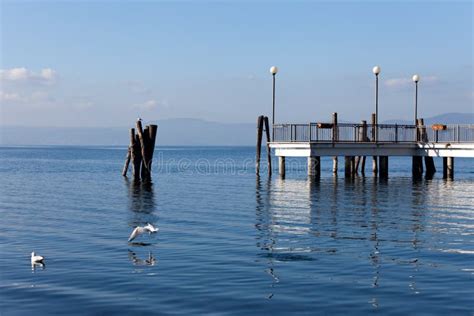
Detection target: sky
<box><xmin>0</xmin><ymin>0</ymin><xmax>472</xmax><ymax>127</ymax></box>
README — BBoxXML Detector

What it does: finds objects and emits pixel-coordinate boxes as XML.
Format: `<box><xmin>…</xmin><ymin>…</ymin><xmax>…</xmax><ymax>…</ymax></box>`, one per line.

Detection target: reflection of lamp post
<box><xmin>270</xmin><ymin>66</ymin><xmax>278</xmax><ymax>141</ymax></box>
<box><xmin>412</xmin><ymin>74</ymin><xmax>420</xmax><ymax>124</ymax></box>
<box><xmin>372</xmin><ymin>66</ymin><xmax>381</xmax><ymax>141</ymax></box>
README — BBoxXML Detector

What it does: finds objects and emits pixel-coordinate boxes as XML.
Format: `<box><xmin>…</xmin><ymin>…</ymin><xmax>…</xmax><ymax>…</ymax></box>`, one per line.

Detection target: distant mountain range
<box><xmin>0</xmin><ymin>118</ymin><xmax>255</xmax><ymax>146</ymax></box>
<box><xmin>1</xmin><ymin>113</ymin><xmax>472</xmax><ymax>146</ymax></box>
<box><xmin>382</xmin><ymin>112</ymin><xmax>474</xmax><ymax>125</ymax></box>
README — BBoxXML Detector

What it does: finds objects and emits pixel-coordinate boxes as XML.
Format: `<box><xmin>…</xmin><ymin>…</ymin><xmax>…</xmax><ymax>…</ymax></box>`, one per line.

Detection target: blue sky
<box><xmin>1</xmin><ymin>1</ymin><xmax>472</xmax><ymax>127</ymax></box>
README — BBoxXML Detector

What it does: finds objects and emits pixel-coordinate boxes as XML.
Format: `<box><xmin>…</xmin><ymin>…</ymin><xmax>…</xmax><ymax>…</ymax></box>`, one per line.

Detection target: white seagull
<box><xmin>31</xmin><ymin>252</ymin><xmax>45</xmax><ymax>264</ymax></box>
<box><xmin>128</xmin><ymin>223</ymin><xmax>159</xmax><ymax>242</ymax></box>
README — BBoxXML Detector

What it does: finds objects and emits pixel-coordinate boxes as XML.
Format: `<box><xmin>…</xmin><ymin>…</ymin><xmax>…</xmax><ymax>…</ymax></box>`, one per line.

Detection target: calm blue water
<box><xmin>0</xmin><ymin>146</ymin><xmax>473</xmax><ymax>315</ymax></box>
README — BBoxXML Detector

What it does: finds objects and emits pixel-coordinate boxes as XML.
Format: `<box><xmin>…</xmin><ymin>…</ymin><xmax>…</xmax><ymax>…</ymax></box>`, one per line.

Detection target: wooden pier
<box><xmin>265</xmin><ymin>113</ymin><xmax>474</xmax><ymax>179</ymax></box>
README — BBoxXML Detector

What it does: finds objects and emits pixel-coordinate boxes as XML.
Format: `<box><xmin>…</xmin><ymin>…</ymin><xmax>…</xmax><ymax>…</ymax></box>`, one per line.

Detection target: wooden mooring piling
<box><xmin>122</xmin><ymin>120</ymin><xmax>158</xmax><ymax>182</ymax></box>
<box><xmin>256</xmin><ymin>115</ymin><xmax>272</xmax><ymax>175</ymax></box>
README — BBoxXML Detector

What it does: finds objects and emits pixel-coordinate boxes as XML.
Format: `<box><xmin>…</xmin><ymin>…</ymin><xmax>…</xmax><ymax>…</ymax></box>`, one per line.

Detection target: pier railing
<box><xmin>272</xmin><ymin>123</ymin><xmax>474</xmax><ymax>143</ymax></box>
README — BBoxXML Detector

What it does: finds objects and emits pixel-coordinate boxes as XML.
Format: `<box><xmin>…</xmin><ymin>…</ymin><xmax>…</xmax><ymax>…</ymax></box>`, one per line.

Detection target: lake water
<box><xmin>0</xmin><ymin>146</ymin><xmax>473</xmax><ymax>315</ymax></box>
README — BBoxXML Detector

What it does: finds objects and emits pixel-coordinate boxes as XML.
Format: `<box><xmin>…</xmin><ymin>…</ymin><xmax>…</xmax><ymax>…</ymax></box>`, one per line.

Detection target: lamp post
<box><xmin>372</xmin><ymin>66</ymin><xmax>381</xmax><ymax>141</ymax></box>
<box><xmin>412</xmin><ymin>74</ymin><xmax>420</xmax><ymax>124</ymax></box>
<box><xmin>270</xmin><ymin>66</ymin><xmax>278</xmax><ymax>140</ymax></box>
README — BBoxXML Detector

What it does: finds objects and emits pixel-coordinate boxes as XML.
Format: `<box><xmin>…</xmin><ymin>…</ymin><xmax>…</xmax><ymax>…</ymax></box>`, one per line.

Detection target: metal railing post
<box><xmin>457</xmin><ymin>125</ymin><xmax>460</xmax><ymax>142</ymax></box>
<box><xmin>395</xmin><ymin>124</ymin><xmax>398</xmax><ymax>143</ymax></box>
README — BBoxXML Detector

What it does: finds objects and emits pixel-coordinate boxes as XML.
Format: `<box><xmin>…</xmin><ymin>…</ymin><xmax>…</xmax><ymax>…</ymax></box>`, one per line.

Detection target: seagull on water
<box><xmin>31</xmin><ymin>252</ymin><xmax>45</xmax><ymax>264</ymax></box>
<box><xmin>128</xmin><ymin>223</ymin><xmax>159</xmax><ymax>242</ymax></box>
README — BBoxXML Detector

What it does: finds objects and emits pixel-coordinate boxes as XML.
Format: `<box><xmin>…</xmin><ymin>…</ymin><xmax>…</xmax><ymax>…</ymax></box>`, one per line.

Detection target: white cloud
<box><xmin>385</xmin><ymin>75</ymin><xmax>439</xmax><ymax>88</ymax></box>
<box><xmin>0</xmin><ymin>91</ymin><xmax>24</xmax><ymax>102</ymax></box>
<box><xmin>40</xmin><ymin>68</ymin><xmax>55</xmax><ymax>80</ymax></box>
<box><xmin>0</xmin><ymin>67</ymin><xmax>57</xmax><ymax>84</ymax></box>
<box><xmin>0</xmin><ymin>90</ymin><xmax>54</xmax><ymax>104</ymax></box>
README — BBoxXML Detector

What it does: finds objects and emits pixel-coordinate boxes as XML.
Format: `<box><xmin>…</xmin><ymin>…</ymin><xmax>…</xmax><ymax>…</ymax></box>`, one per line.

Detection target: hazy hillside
<box><xmin>383</xmin><ymin>112</ymin><xmax>474</xmax><ymax>125</ymax></box>
<box><xmin>0</xmin><ymin>119</ymin><xmax>255</xmax><ymax>146</ymax></box>
<box><xmin>1</xmin><ymin>113</ymin><xmax>472</xmax><ymax>146</ymax></box>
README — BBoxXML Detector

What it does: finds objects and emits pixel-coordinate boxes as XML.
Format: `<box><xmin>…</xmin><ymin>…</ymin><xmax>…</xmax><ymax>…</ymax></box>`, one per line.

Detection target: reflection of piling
<box><xmin>122</xmin><ymin>120</ymin><xmax>158</xmax><ymax>182</ymax></box>
<box><xmin>125</xmin><ymin>177</ymin><xmax>155</xmax><ymax>215</ymax></box>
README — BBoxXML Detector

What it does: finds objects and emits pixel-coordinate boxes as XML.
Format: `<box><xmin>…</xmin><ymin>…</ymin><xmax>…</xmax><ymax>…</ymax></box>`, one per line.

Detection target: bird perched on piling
<box><xmin>128</xmin><ymin>223</ymin><xmax>159</xmax><ymax>242</ymax></box>
<box><xmin>31</xmin><ymin>252</ymin><xmax>45</xmax><ymax>264</ymax></box>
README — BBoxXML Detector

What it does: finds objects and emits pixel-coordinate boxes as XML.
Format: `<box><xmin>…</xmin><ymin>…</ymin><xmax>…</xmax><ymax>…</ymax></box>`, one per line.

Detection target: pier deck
<box><xmin>270</xmin><ymin>142</ymin><xmax>474</xmax><ymax>158</ymax></box>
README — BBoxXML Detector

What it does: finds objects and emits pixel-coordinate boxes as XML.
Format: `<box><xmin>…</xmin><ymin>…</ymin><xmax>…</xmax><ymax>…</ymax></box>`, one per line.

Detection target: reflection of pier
<box><xmin>255</xmin><ymin>176</ymin><xmax>429</xmax><ymax>299</ymax></box>
<box><xmin>270</xmin><ymin>120</ymin><xmax>473</xmax><ymax>179</ymax></box>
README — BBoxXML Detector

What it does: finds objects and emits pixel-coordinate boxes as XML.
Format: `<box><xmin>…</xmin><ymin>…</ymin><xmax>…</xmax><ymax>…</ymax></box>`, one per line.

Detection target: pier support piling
<box><xmin>371</xmin><ymin>113</ymin><xmax>378</xmax><ymax>175</ymax></box>
<box><xmin>354</xmin><ymin>156</ymin><xmax>361</xmax><ymax>174</ymax></box>
<box><xmin>443</xmin><ymin>157</ymin><xmax>454</xmax><ymax>179</ymax></box>
<box><xmin>417</xmin><ymin>118</ymin><xmax>436</xmax><ymax>177</ymax></box>
<box><xmin>332</xmin><ymin>157</ymin><xmax>338</xmax><ymax>174</ymax></box>
<box><xmin>379</xmin><ymin>156</ymin><xmax>388</xmax><ymax>178</ymax></box>
<box><xmin>332</xmin><ymin>112</ymin><xmax>338</xmax><ymax>174</ymax></box>
<box><xmin>255</xmin><ymin>116</ymin><xmax>264</xmax><ymax>174</ymax></box>
<box><xmin>360</xmin><ymin>156</ymin><xmax>366</xmax><ymax>175</ymax></box>
<box><xmin>351</xmin><ymin>156</ymin><xmax>356</xmax><ymax>176</ymax></box>
<box><xmin>308</xmin><ymin>156</ymin><xmax>321</xmax><ymax>178</ymax></box>
<box><xmin>278</xmin><ymin>156</ymin><xmax>286</xmax><ymax>178</ymax></box>
<box><xmin>372</xmin><ymin>157</ymin><xmax>378</xmax><ymax>175</ymax></box>
<box><xmin>345</xmin><ymin>156</ymin><xmax>354</xmax><ymax>177</ymax></box>
<box><xmin>360</xmin><ymin>120</ymin><xmax>368</xmax><ymax>174</ymax></box>
<box><xmin>424</xmin><ymin>156</ymin><xmax>436</xmax><ymax>178</ymax></box>
<box><xmin>412</xmin><ymin>156</ymin><xmax>423</xmax><ymax>178</ymax></box>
